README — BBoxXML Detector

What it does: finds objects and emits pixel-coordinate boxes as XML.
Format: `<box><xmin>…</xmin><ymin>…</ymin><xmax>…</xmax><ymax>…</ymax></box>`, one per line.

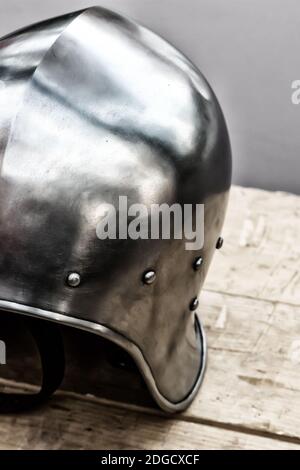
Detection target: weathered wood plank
<box><xmin>187</xmin><ymin>291</ymin><xmax>300</xmax><ymax>439</ymax></box>
<box><xmin>1</xmin><ymin>293</ymin><xmax>300</xmax><ymax>439</ymax></box>
<box><xmin>0</xmin><ymin>384</ymin><xmax>297</xmax><ymax>450</ymax></box>
<box><xmin>206</xmin><ymin>186</ymin><xmax>300</xmax><ymax>305</ymax></box>
<box><xmin>1</xmin><ymin>291</ymin><xmax>299</xmax><ymax>442</ymax></box>
<box><xmin>0</xmin><ymin>185</ymin><xmax>299</xmax><ymax>448</ymax></box>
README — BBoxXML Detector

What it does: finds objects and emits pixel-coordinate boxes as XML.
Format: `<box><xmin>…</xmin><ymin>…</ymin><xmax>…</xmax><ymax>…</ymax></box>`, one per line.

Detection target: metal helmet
<box><xmin>0</xmin><ymin>7</ymin><xmax>231</xmax><ymax>412</ymax></box>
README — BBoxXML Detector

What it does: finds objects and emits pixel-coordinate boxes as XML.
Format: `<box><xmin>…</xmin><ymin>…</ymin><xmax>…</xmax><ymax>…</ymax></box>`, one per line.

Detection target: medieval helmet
<box><xmin>0</xmin><ymin>6</ymin><xmax>231</xmax><ymax>412</ymax></box>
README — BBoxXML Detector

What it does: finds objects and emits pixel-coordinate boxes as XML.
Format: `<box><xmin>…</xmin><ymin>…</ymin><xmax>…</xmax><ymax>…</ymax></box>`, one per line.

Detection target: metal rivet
<box><xmin>143</xmin><ymin>270</ymin><xmax>156</xmax><ymax>285</ymax></box>
<box><xmin>193</xmin><ymin>256</ymin><xmax>203</xmax><ymax>271</ymax></box>
<box><xmin>216</xmin><ymin>237</ymin><xmax>224</xmax><ymax>249</ymax></box>
<box><xmin>190</xmin><ymin>297</ymin><xmax>199</xmax><ymax>311</ymax></box>
<box><xmin>66</xmin><ymin>272</ymin><xmax>81</xmax><ymax>287</ymax></box>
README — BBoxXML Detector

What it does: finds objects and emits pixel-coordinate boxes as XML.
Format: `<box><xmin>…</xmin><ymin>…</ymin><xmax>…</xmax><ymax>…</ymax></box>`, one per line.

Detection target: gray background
<box><xmin>1</xmin><ymin>0</ymin><xmax>299</xmax><ymax>194</ymax></box>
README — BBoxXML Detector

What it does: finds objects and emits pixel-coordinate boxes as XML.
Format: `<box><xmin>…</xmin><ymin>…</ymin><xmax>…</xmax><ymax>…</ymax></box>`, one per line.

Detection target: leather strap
<box><xmin>0</xmin><ymin>318</ymin><xmax>65</xmax><ymax>413</ymax></box>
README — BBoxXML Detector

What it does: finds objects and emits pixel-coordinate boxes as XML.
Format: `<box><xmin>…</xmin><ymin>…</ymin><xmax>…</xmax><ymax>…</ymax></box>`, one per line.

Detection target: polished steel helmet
<box><xmin>0</xmin><ymin>6</ymin><xmax>231</xmax><ymax>412</ymax></box>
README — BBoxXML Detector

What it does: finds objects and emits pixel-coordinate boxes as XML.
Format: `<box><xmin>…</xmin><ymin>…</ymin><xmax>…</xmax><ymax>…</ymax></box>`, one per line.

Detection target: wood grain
<box><xmin>0</xmin><ymin>383</ymin><xmax>297</xmax><ymax>450</ymax></box>
<box><xmin>188</xmin><ymin>291</ymin><xmax>300</xmax><ymax>440</ymax></box>
<box><xmin>206</xmin><ymin>186</ymin><xmax>300</xmax><ymax>305</ymax></box>
<box><xmin>0</xmin><ymin>185</ymin><xmax>299</xmax><ymax>449</ymax></box>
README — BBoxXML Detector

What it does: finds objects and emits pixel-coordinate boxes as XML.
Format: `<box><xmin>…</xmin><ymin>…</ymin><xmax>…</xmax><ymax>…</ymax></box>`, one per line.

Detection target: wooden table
<box><xmin>0</xmin><ymin>186</ymin><xmax>299</xmax><ymax>450</ymax></box>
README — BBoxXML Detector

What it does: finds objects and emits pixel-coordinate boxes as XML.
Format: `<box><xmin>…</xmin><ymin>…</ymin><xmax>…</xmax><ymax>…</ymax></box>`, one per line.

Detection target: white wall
<box><xmin>1</xmin><ymin>0</ymin><xmax>299</xmax><ymax>193</ymax></box>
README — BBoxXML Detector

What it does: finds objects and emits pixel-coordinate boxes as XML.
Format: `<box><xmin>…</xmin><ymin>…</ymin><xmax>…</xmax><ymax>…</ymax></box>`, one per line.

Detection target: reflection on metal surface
<box><xmin>66</xmin><ymin>272</ymin><xmax>81</xmax><ymax>288</ymax></box>
<box><xmin>142</xmin><ymin>270</ymin><xmax>156</xmax><ymax>285</ymax></box>
<box><xmin>0</xmin><ymin>7</ymin><xmax>231</xmax><ymax>411</ymax></box>
<box><xmin>189</xmin><ymin>297</ymin><xmax>199</xmax><ymax>311</ymax></box>
<box><xmin>193</xmin><ymin>256</ymin><xmax>203</xmax><ymax>271</ymax></box>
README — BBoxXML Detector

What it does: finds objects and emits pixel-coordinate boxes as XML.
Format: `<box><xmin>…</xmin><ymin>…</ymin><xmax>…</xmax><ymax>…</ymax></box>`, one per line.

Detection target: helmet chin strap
<box><xmin>0</xmin><ymin>318</ymin><xmax>65</xmax><ymax>413</ymax></box>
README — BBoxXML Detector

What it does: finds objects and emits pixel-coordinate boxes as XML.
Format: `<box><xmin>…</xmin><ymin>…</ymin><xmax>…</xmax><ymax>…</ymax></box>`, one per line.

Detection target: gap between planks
<box><xmin>0</xmin><ymin>378</ymin><xmax>299</xmax><ymax>448</ymax></box>
<box><xmin>204</xmin><ymin>288</ymin><xmax>300</xmax><ymax>310</ymax></box>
